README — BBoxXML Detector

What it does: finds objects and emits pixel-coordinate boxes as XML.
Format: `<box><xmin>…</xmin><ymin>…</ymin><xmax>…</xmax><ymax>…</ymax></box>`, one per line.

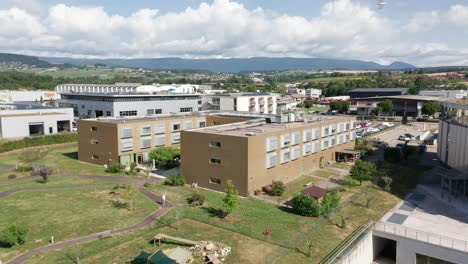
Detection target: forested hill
<box><xmin>0</xmin><ymin>53</ymin><xmax>53</xmax><ymax>68</ymax></box>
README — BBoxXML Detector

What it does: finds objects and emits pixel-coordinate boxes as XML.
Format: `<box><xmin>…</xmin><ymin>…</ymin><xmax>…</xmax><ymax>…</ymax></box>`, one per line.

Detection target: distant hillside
<box><xmin>0</xmin><ymin>53</ymin><xmax>53</xmax><ymax>68</ymax></box>
<box><xmin>42</xmin><ymin>57</ymin><xmax>416</xmax><ymax>73</ymax></box>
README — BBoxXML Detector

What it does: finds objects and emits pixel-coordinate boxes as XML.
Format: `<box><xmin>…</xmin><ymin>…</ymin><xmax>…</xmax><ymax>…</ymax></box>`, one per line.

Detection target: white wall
<box><xmin>338</xmin><ymin>231</ymin><xmax>374</xmax><ymax>264</ymax></box>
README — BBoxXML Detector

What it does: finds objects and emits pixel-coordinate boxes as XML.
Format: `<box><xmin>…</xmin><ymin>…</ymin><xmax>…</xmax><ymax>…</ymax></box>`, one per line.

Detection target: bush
<box><xmin>188</xmin><ymin>192</ymin><xmax>205</xmax><ymax>207</ymax></box>
<box><xmin>143</xmin><ymin>182</ymin><xmax>152</xmax><ymax>188</ymax></box>
<box><xmin>384</xmin><ymin>148</ymin><xmax>401</xmax><ymax>163</ymax></box>
<box><xmin>106</xmin><ymin>164</ymin><xmax>124</xmax><ymax>173</ymax></box>
<box><xmin>0</xmin><ymin>133</ymin><xmax>77</xmax><ymax>153</ymax></box>
<box><xmin>0</xmin><ymin>224</ymin><xmax>28</xmax><ymax>248</ymax></box>
<box><xmin>165</xmin><ymin>173</ymin><xmax>186</xmax><ymax>186</ymax></box>
<box><xmin>321</xmin><ymin>190</ymin><xmax>341</xmax><ymax>214</ymax></box>
<box><xmin>113</xmin><ymin>184</ymin><xmax>127</xmax><ymax>190</ymax></box>
<box><xmin>291</xmin><ymin>193</ymin><xmax>322</xmax><ymax>217</ymax></box>
<box><xmin>345</xmin><ymin>176</ymin><xmax>361</xmax><ymax>187</ymax></box>
<box><xmin>270</xmin><ymin>181</ymin><xmax>286</xmax><ymax>196</ymax></box>
<box><xmin>15</xmin><ymin>165</ymin><xmax>33</xmax><ymax>172</ymax></box>
<box><xmin>8</xmin><ymin>174</ymin><xmax>17</xmax><ymax>179</ymax></box>
<box><xmin>350</xmin><ymin>160</ymin><xmax>377</xmax><ymax>185</ymax></box>
<box><xmin>149</xmin><ymin>147</ymin><xmax>181</xmax><ymax>168</ymax></box>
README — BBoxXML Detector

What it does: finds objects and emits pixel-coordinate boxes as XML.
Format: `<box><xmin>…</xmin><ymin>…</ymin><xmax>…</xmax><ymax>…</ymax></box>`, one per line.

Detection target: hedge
<box><xmin>0</xmin><ymin>133</ymin><xmax>77</xmax><ymax>153</ymax></box>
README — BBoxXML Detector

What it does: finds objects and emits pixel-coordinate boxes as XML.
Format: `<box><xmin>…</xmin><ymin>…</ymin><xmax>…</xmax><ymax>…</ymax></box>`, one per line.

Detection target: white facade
<box><xmin>0</xmin><ymin>91</ymin><xmax>60</xmax><ymax>102</ymax></box>
<box><xmin>56</xmin><ymin>83</ymin><xmax>201</xmax><ymax>94</ymax></box>
<box><xmin>201</xmin><ymin>93</ymin><xmax>278</xmax><ymax>114</ymax></box>
<box><xmin>306</xmin><ymin>89</ymin><xmax>322</xmax><ymax>99</ymax></box>
<box><xmin>0</xmin><ymin>106</ymin><xmax>74</xmax><ymax>139</ymax></box>
<box><xmin>419</xmin><ymin>90</ymin><xmax>468</xmax><ymax>100</ymax></box>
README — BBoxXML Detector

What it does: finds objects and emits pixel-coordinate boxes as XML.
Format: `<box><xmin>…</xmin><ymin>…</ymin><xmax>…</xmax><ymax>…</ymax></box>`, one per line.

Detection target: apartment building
<box><xmin>201</xmin><ymin>93</ymin><xmax>278</xmax><ymax>114</ymax></box>
<box><xmin>181</xmin><ymin>115</ymin><xmax>356</xmax><ymax>196</ymax></box>
<box><xmin>78</xmin><ymin>113</ymin><xmax>251</xmax><ymax>166</ymax></box>
<box><xmin>305</xmin><ymin>88</ymin><xmax>322</xmax><ymax>99</ymax></box>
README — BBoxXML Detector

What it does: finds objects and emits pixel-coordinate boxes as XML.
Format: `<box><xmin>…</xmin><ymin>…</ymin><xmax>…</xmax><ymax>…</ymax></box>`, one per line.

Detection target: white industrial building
<box><xmin>201</xmin><ymin>93</ymin><xmax>278</xmax><ymax>114</ymax></box>
<box><xmin>56</xmin><ymin>83</ymin><xmax>200</xmax><ymax>94</ymax></box>
<box><xmin>306</xmin><ymin>88</ymin><xmax>322</xmax><ymax>99</ymax></box>
<box><xmin>0</xmin><ymin>90</ymin><xmax>60</xmax><ymax>103</ymax></box>
<box><xmin>419</xmin><ymin>90</ymin><xmax>468</xmax><ymax>100</ymax></box>
<box><xmin>0</xmin><ymin>104</ymin><xmax>74</xmax><ymax>139</ymax></box>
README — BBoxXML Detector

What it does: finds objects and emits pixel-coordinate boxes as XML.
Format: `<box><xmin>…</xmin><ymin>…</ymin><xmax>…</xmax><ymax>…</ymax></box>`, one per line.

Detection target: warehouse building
<box><xmin>348</xmin><ymin>88</ymin><xmax>408</xmax><ymax>99</ymax></box>
<box><xmin>181</xmin><ymin>115</ymin><xmax>356</xmax><ymax>196</ymax></box>
<box><xmin>0</xmin><ymin>104</ymin><xmax>74</xmax><ymax>139</ymax></box>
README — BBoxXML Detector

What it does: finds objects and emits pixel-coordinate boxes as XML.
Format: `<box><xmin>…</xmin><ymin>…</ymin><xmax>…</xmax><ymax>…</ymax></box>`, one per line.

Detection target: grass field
<box><xmin>329</xmin><ymin>163</ymin><xmax>353</xmax><ymax>170</ymax></box>
<box><xmin>0</xmin><ymin>187</ymin><xmax>158</xmax><ymax>262</ymax></box>
<box><xmin>312</xmin><ymin>169</ymin><xmax>338</xmax><ymax>179</ymax></box>
<box><xmin>0</xmin><ymin>144</ymin><xmax>129</xmax><ymax>178</ymax></box>
<box><xmin>25</xmin><ymin>67</ymin><xmax>149</xmax><ymax>79</ymax></box>
<box><xmin>275</xmin><ymin>175</ymin><xmax>321</xmax><ymax>201</ymax></box>
<box><xmin>0</xmin><ymin>176</ymin><xmax>119</xmax><ymax>192</ymax></box>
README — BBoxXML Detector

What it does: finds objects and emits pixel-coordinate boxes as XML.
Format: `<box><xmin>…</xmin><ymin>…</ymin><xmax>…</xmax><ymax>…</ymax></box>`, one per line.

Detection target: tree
<box><xmin>378</xmin><ymin>99</ymin><xmax>393</xmax><ymax>113</ymax></box>
<box><xmin>291</xmin><ymin>193</ymin><xmax>322</xmax><ymax>217</ymax></box>
<box><xmin>329</xmin><ymin>101</ymin><xmax>350</xmax><ymax>113</ymax></box>
<box><xmin>165</xmin><ymin>173</ymin><xmax>186</xmax><ymax>186</ymax></box>
<box><xmin>0</xmin><ymin>224</ymin><xmax>28</xmax><ymax>247</ymax></box>
<box><xmin>123</xmin><ymin>185</ymin><xmax>138</xmax><ymax>211</ymax></box>
<box><xmin>349</xmin><ymin>160</ymin><xmax>377</xmax><ymax>185</ymax></box>
<box><xmin>303</xmin><ymin>101</ymin><xmax>313</xmax><ymax>109</ymax></box>
<box><xmin>321</xmin><ymin>190</ymin><xmax>341</xmax><ymax>214</ymax></box>
<box><xmin>270</xmin><ymin>181</ymin><xmax>285</xmax><ymax>196</ymax></box>
<box><xmin>222</xmin><ymin>180</ymin><xmax>239</xmax><ymax>217</ymax></box>
<box><xmin>149</xmin><ymin>147</ymin><xmax>180</xmax><ymax>168</ymax></box>
<box><xmin>32</xmin><ymin>165</ymin><xmax>52</xmax><ymax>183</ymax></box>
<box><xmin>421</xmin><ymin>102</ymin><xmax>441</xmax><ymax>116</ymax></box>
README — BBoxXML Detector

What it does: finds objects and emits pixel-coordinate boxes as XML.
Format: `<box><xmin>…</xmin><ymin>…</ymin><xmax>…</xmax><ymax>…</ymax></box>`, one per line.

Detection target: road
<box><xmin>367</xmin><ymin>122</ymin><xmax>438</xmax><ymax>148</ymax></box>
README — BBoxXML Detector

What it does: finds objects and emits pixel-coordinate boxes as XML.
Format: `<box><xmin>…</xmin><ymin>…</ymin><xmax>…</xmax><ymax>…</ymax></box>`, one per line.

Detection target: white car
<box><xmin>398</xmin><ymin>134</ymin><xmax>411</xmax><ymax>141</ymax></box>
<box><xmin>366</xmin><ymin>127</ymin><xmax>380</xmax><ymax>133</ymax></box>
<box><xmin>382</xmin><ymin>122</ymin><xmax>395</xmax><ymax>128</ymax></box>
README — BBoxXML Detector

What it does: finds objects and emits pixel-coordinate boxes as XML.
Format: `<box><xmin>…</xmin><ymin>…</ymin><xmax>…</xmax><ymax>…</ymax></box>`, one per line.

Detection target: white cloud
<box><xmin>447</xmin><ymin>4</ymin><xmax>468</xmax><ymax>28</ymax></box>
<box><xmin>0</xmin><ymin>0</ymin><xmax>467</xmax><ymax>66</ymax></box>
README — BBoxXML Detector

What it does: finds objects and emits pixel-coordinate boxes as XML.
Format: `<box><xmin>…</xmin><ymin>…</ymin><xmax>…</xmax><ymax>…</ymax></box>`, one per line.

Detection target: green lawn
<box><xmin>276</xmin><ymin>176</ymin><xmax>321</xmax><ymax>201</ymax></box>
<box><xmin>329</xmin><ymin>163</ymin><xmax>353</xmax><ymax>170</ymax></box>
<box><xmin>312</xmin><ymin>169</ymin><xmax>337</xmax><ymax>179</ymax></box>
<box><xmin>0</xmin><ymin>176</ymin><xmax>119</xmax><ymax>192</ymax></box>
<box><xmin>0</xmin><ymin>144</ymin><xmax>130</xmax><ymax>178</ymax></box>
<box><xmin>0</xmin><ymin>187</ymin><xmax>158</xmax><ymax>262</ymax></box>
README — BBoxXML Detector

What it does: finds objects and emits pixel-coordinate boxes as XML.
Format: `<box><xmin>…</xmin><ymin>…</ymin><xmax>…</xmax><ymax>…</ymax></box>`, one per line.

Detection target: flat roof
<box><xmin>192</xmin><ymin>115</ymin><xmax>351</xmax><ymax>137</ymax></box>
<box><xmin>0</xmin><ymin>112</ymin><xmax>66</xmax><ymax>118</ymax></box>
<box><xmin>0</xmin><ymin>103</ymin><xmax>57</xmax><ymax>110</ymax></box>
<box><xmin>349</xmin><ymin>88</ymin><xmax>408</xmax><ymax>93</ymax></box>
<box><xmin>60</xmin><ymin>92</ymin><xmax>200</xmax><ymax>97</ymax></box>
<box><xmin>355</xmin><ymin>95</ymin><xmax>440</xmax><ymax>101</ymax></box>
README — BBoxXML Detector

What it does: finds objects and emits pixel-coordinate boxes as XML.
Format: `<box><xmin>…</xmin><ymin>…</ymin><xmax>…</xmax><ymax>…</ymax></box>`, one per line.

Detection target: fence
<box><xmin>374</xmin><ymin>221</ymin><xmax>468</xmax><ymax>253</ymax></box>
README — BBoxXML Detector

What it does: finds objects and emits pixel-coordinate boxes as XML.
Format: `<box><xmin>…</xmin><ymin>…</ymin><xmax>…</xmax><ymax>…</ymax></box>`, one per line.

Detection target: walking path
<box><xmin>2</xmin><ymin>174</ymin><xmax>173</xmax><ymax>264</ymax></box>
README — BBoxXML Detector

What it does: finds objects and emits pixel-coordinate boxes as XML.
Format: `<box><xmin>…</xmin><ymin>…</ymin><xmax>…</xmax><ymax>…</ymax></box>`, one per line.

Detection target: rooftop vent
<box><xmin>245</xmin><ymin>132</ymin><xmax>257</xmax><ymax>136</ymax></box>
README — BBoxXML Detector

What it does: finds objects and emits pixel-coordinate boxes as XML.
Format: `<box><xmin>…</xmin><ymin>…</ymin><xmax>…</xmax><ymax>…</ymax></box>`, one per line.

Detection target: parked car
<box><xmin>376</xmin><ymin>125</ymin><xmax>386</xmax><ymax>131</ymax></box>
<box><xmin>367</xmin><ymin>127</ymin><xmax>380</xmax><ymax>133</ymax></box>
<box><xmin>398</xmin><ymin>134</ymin><xmax>413</xmax><ymax>141</ymax></box>
<box><xmin>355</xmin><ymin>123</ymin><xmax>362</xmax><ymax>129</ymax></box>
<box><xmin>395</xmin><ymin>143</ymin><xmax>406</xmax><ymax>149</ymax></box>
<box><xmin>373</xmin><ymin>141</ymin><xmax>389</xmax><ymax>148</ymax></box>
<box><xmin>382</xmin><ymin>122</ymin><xmax>395</xmax><ymax>127</ymax></box>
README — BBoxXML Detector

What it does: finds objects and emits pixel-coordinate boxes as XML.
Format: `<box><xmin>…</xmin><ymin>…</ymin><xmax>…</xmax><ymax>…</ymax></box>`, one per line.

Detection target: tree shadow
<box><xmin>62</xmin><ymin>152</ymin><xmax>78</xmax><ymax>160</ymax></box>
<box><xmin>201</xmin><ymin>207</ymin><xmax>225</xmax><ymax>218</ymax></box>
<box><xmin>112</xmin><ymin>200</ymin><xmax>128</xmax><ymax>209</ymax></box>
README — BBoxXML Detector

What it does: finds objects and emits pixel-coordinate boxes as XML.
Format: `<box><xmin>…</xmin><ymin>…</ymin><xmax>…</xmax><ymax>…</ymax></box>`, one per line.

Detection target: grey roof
<box><xmin>349</xmin><ymin>88</ymin><xmax>408</xmax><ymax>93</ymax></box>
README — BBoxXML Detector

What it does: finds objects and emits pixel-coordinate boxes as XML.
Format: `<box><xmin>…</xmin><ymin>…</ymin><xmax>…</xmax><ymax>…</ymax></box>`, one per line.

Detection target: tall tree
<box><xmin>421</xmin><ymin>102</ymin><xmax>441</xmax><ymax>116</ymax></box>
<box><xmin>222</xmin><ymin>180</ymin><xmax>239</xmax><ymax>217</ymax></box>
<box><xmin>350</xmin><ymin>160</ymin><xmax>377</xmax><ymax>185</ymax></box>
<box><xmin>378</xmin><ymin>99</ymin><xmax>393</xmax><ymax>113</ymax></box>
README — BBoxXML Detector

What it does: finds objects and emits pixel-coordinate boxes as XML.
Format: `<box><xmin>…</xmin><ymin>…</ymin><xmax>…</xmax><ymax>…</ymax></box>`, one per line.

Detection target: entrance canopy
<box><xmin>336</xmin><ymin>150</ymin><xmax>360</xmax><ymax>162</ymax></box>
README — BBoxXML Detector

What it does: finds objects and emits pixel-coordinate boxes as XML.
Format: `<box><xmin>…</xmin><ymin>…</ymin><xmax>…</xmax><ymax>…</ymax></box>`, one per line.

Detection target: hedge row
<box><xmin>0</xmin><ymin>133</ymin><xmax>78</xmax><ymax>153</ymax></box>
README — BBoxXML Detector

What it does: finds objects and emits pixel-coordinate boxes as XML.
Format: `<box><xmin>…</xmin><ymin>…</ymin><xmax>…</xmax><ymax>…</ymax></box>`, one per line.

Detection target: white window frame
<box><xmin>303</xmin><ymin>129</ymin><xmax>312</xmax><ymax>142</ymax></box>
<box><xmin>281</xmin><ymin>134</ymin><xmax>291</xmax><ymax>148</ymax></box>
<box><xmin>171</xmin><ymin>133</ymin><xmax>181</xmax><ymax>144</ymax></box>
<box><xmin>120</xmin><ymin>127</ymin><xmax>133</xmax><ymax>139</ymax></box>
<box><xmin>291</xmin><ymin>146</ymin><xmax>301</xmax><ymax>160</ymax></box>
<box><xmin>120</xmin><ymin>138</ymin><xmax>134</xmax><ymax>151</ymax></box>
<box><xmin>312</xmin><ymin>128</ymin><xmax>320</xmax><ymax>140</ymax></box>
<box><xmin>291</xmin><ymin>131</ymin><xmax>301</xmax><ymax>145</ymax></box>
<box><xmin>266</xmin><ymin>136</ymin><xmax>278</xmax><ymax>152</ymax></box>
<box><xmin>183</xmin><ymin>121</ymin><xmax>193</xmax><ymax>130</ymax></box>
<box><xmin>154</xmin><ymin>135</ymin><xmax>166</xmax><ymax>146</ymax></box>
<box><xmin>303</xmin><ymin>142</ymin><xmax>312</xmax><ymax>156</ymax></box>
<box><xmin>280</xmin><ymin>148</ymin><xmax>291</xmax><ymax>163</ymax></box>
<box><xmin>266</xmin><ymin>152</ymin><xmax>277</xmax><ymax>169</ymax></box>
<box><xmin>140</xmin><ymin>137</ymin><xmax>152</xmax><ymax>149</ymax></box>
<box><xmin>154</xmin><ymin>123</ymin><xmax>166</xmax><ymax>134</ymax></box>
<box><xmin>313</xmin><ymin>141</ymin><xmax>320</xmax><ymax>153</ymax></box>
<box><xmin>140</xmin><ymin>126</ymin><xmax>151</xmax><ymax>136</ymax></box>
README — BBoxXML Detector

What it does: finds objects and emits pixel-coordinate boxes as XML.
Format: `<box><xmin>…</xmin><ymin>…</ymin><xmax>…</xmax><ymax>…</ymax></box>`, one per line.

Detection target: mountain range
<box><xmin>1</xmin><ymin>53</ymin><xmax>416</xmax><ymax>72</ymax></box>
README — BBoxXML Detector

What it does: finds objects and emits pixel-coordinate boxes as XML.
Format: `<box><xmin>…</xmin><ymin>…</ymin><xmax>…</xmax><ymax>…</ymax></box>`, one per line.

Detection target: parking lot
<box><xmin>366</xmin><ymin>122</ymin><xmax>439</xmax><ymax>149</ymax></box>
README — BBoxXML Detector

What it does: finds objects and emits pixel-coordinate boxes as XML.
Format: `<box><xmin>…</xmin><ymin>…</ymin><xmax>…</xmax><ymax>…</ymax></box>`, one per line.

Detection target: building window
<box><xmin>120</xmin><ymin>139</ymin><xmax>134</xmax><ymax>151</ymax></box>
<box><xmin>266</xmin><ymin>152</ymin><xmax>277</xmax><ymax>168</ymax></box>
<box><xmin>180</xmin><ymin>107</ymin><xmax>193</xmax><ymax>113</ymax></box>
<box><xmin>330</xmin><ymin>125</ymin><xmax>337</xmax><ymax>134</ymax></box>
<box><xmin>291</xmin><ymin>146</ymin><xmax>301</xmax><ymax>160</ymax></box>
<box><xmin>281</xmin><ymin>148</ymin><xmax>291</xmax><ymax>163</ymax></box>
<box><xmin>183</xmin><ymin>121</ymin><xmax>193</xmax><ymax>130</ymax></box>
<box><xmin>91</xmin><ymin>139</ymin><xmax>99</xmax><ymax>144</ymax></box>
<box><xmin>120</xmin><ymin>127</ymin><xmax>133</xmax><ymax>139</ymax></box>
<box><xmin>303</xmin><ymin>130</ymin><xmax>312</xmax><ymax>142</ymax></box>
<box><xmin>172</xmin><ymin>123</ymin><xmax>181</xmax><ymax>131</ymax></box>
<box><xmin>140</xmin><ymin>138</ymin><xmax>152</xmax><ymax>149</ymax></box>
<box><xmin>91</xmin><ymin>126</ymin><xmax>97</xmax><ymax>132</ymax></box>
<box><xmin>321</xmin><ymin>138</ymin><xmax>329</xmax><ymax>150</ymax></box>
<box><xmin>155</xmin><ymin>109</ymin><xmax>162</xmax><ymax>114</ymax></box>
<box><xmin>171</xmin><ymin>133</ymin><xmax>181</xmax><ymax>144</ymax></box>
<box><xmin>198</xmin><ymin>121</ymin><xmax>206</xmax><ymax>128</ymax></box>
<box><xmin>322</xmin><ymin>127</ymin><xmax>329</xmax><ymax>136</ymax></box>
<box><xmin>119</xmin><ymin>110</ymin><xmax>137</xmax><ymax>117</ymax></box>
<box><xmin>92</xmin><ymin>154</ymin><xmax>99</xmax><ymax>160</ymax></box>
<box><xmin>210</xmin><ymin>158</ymin><xmax>221</xmax><ymax>164</ymax></box>
<box><xmin>210</xmin><ymin>141</ymin><xmax>221</xmax><ymax>147</ymax></box>
<box><xmin>312</xmin><ymin>128</ymin><xmax>320</xmax><ymax>140</ymax></box>
<box><xmin>106</xmin><ymin>111</ymin><xmax>111</xmax><ymax>116</ymax></box>
<box><xmin>313</xmin><ymin>142</ymin><xmax>320</xmax><ymax>153</ymax></box>
<box><xmin>209</xmin><ymin>177</ymin><xmax>221</xmax><ymax>184</ymax></box>
<box><xmin>147</xmin><ymin>109</ymin><xmax>155</xmax><ymax>115</ymax></box>
<box><xmin>330</xmin><ymin>137</ymin><xmax>336</xmax><ymax>147</ymax></box>
<box><xmin>154</xmin><ymin>123</ymin><xmax>165</xmax><ymax>134</ymax></box>
<box><xmin>281</xmin><ymin>134</ymin><xmax>291</xmax><ymax>148</ymax></box>
<box><xmin>303</xmin><ymin>143</ymin><xmax>312</xmax><ymax>156</ymax></box>
<box><xmin>291</xmin><ymin>131</ymin><xmax>301</xmax><ymax>145</ymax></box>
<box><xmin>140</xmin><ymin>126</ymin><xmax>151</xmax><ymax>136</ymax></box>
<box><xmin>154</xmin><ymin>135</ymin><xmax>166</xmax><ymax>146</ymax></box>
<box><xmin>266</xmin><ymin>136</ymin><xmax>278</xmax><ymax>152</ymax></box>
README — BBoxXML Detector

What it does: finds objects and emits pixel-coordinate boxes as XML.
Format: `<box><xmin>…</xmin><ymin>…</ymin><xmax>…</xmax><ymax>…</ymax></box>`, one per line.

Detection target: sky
<box><xmin>1</xmin><ymin>0</ymin><xmax>468</xmax><ymax>66</ymax></box>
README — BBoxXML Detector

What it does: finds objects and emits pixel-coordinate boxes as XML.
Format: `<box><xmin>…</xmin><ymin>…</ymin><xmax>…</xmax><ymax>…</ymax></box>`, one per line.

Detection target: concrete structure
<box><xmin>77</xmin><ymin>113</ymin><xmax>252</xmax><ymax>166</ymax></box>
<box><xmin>59</xmin><ymin>93</ymin><xmax>201</xmax><ymax>118</ymax></box>
<box><xmin>181</xmin><ymin>115</ymin><xmax>356</xmax><ymax>197</ymax></box>
<box><xmin>419</xmin><ymin>89</ymin><xmax>468</xmax><ymax>100</ymax></box>
<box><xmin>0</xmin><ymin>90</ymin><xmax>60</xmax><ymax>103</ymax></box>
<box><xmin>306</xmin><ymin>88</ymin><xmax>322</xmax><ymax>99</ymax></box>
<box><xmin>348</xmin><ymin>88</ymin><xmax>408</xmax><ymax>99</ymax></box>
<box><xmin>355</xmin><ymin>95</ymin><xmax>438</xmax><ymax>117</ymax></box>
<box><xmin>56</xmin><ymin>83</ymin><xmax>201</xmax><ymax>94</ymax></box>
<box><xmin>201</xmin><ymin>93</ymin><xmax>278</xmax><ymax>114</ymax></box>
<box><xmin>0</xmin><ymin>104</ymin><xmax>73</xmax><ymax>139</ymax></box>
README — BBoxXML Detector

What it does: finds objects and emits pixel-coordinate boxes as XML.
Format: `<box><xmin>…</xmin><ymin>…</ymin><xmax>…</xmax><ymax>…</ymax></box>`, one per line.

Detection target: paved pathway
<box><xmin>3</xmin><ymin>174</ymin><xmax>172</xmax><ymax>264</ymax></box>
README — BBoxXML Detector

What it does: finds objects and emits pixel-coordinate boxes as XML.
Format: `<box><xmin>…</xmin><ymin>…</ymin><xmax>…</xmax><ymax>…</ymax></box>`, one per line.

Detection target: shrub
<box><xmin>350</xmin><ymin>160</ymin><xmax>377</xmax><ymax>185</ymax></box>
<box><xmin>8</xmin><ymin>174</ymin><xmax>17</xmax><ymax>179</ymax></box>
<box><xmin>291</xmin><ymin>193</ymin><xmax>322</xmax><ymax>217</ymax></box>
<box><xmin>0</xmin><ymin>133</ymin><xmax>77</xmax><ymax>153</ymax></box>
<box><xmin>165</xmin><ymin>173</ymin><xmax>185</xmax><ymax>186</ymax></box>
<box><xmin>149</xmin><ymin>147</ymin><xmax>181</xmax><ymax>168</ymax></box>
<box><xmin>143</xmin><ymin>182</ymin><xmax>152</xmax><ymax>188</ymax></box>
<box><xmin>0</xmin><ymin>224</ymin><xmax>28</xmax><ymax>248</ymax></box>
<box><xmin>106</xmin><ymin>164</ymin><xmax>124</xmax><ymax>173</ymax></box>
<box><xmin>188</xmin><ymin>192</ymin><xmax>205</xmax><ymax>207</ymax></box>
<box><xmin>384</xmin><ymin>148</ymin><xmax>401</xmax><ymax>163</ymax></box>
<box><xmin>15</xmin><ymin>165</ymin><xmax>33</xmax><ymax>172</ymax></box>
<box><xmin>345</xmin><ymin>176</ymin><xmax>361</xmax><ymax>187</ymax></box>
<box><xmin>113</xmin><ymin>184</ymin><xmax>127</xmax><ymax>190</ymax></box>
<box><xmin>321</xmin><ymin>190</ymin><xmax>341</xmax><ymax>214</ymax></box>
<box><xmin>270</xmin><ymin>181</ymin><xmax>286</xmax><ymax>196</ymax></box>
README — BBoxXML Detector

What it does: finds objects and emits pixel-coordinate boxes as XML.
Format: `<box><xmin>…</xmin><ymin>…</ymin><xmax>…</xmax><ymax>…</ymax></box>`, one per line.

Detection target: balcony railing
<box><xmin>374</xmin><ymin>221</ymin><xmax>468</xmax><ymax>253</ymax></box>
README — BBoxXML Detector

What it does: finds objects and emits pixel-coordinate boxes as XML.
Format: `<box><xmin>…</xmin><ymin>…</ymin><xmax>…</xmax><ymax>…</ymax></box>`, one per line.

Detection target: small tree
<box><xmin>106</xmin><ymin>164</ymin><xmax>124</xmax><ymax>173</ymax></box>
<box><xmin>349</xmin><ymin>160</ymin><xmax>377</xmax><ymax>185</ymax></box>
<box><xmin>291</xmin><ymin>193</ymin><xmax>322</xmax><ymax>217</ymax></box>
<box><xmin>32</xmin><ymin>165</ymin><xmax>52</xmax><ymax>184</ymax></box>
<box><xmin>421</xmin><ymin>102</ymin><xmax>441</xmax><ymax>116</ymax></box>
<box><xmin>321</xmin><ymin>190</ymin><xmax>341</xmax><ymax>214</ymax></box>
<box><xmin>123</xmin><ymin>185</ymin><xmax>138</xmax><ymax>211</ymax></box>
<box><xmin>382</xmin><ymin>176</ymin><xmax>393</xmax><ymax>192</ymax></box>
<box><xmin>378</xmin><ymin>99</ymin><xmax>393</xmax><ymax>114</ymax></box>
<box><xmin>222</xmin><ymin>180</ymin><xmax>239</xmax><ymax>217</ymax></box>
<box><xmin>270</xmin><ymin>181</ymin><xmax>285</xmax><ymax>196</ymax></box>
<box><xmin>165</xmin><ymin>173</ymin><xmax>186</xmax><ymax>186</ymax></box>
<box><xmin>0</xmin><ymin>224</ymin><xmax>28</xmax><ymax>247</ymax></box>
<box><xmin>149</xmin><ymin>147</ymin><xmax>181</xmax><ymax>168</ymax></box>
<box><xmin>304</xmin><ymin>101</ymin><xmax>313</xmax><ymax>109</ymax></box>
